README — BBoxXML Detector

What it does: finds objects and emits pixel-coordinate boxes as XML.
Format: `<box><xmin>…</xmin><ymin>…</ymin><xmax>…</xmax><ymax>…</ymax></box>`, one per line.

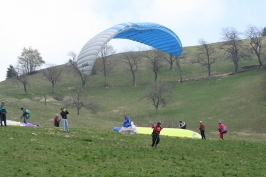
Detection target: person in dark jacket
<box><xmin>179</xmin><ymin>120</ymin><xmax>186</xmax><ymax>129</ymax></box>
<box><xmin>151</xmin><ymin>122</ymin><xmax>163</xmax><ymax>147</ymax></box>
<box><xmin>199</xmin><ymin>121</ymin><xmax>206</xmax><ymax>139</ymax></box>
<box><xmin>0</xmin><ymin>101</ymin><xmax>7</xmax><ymax>126</ymax></box>
<box><xmin>60</xmin><ymin>108</ymin><xmax>69</xmax><ymax>132</ymax></box>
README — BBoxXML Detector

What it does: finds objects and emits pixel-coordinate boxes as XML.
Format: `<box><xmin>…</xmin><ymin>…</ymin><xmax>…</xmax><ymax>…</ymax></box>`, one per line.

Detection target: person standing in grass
<box><xmin>0</xmin><ymin>101</ymin><xmax>7</xmax><ymax>126</ymax></box>
<box><xmin>53</xmin><ymin>114</ymin><xmax>61</xmax><ymax>127</ymax></box>
<box><xmin>151</xmin><ymin>122</ymin><xmax>163</xmax><ymax>147</ymax></box>
<box><xmin>218</xmin><ymin>121</ymin><xmax>227</xmax><ymax>140</ymax></box>
<box><xmin>60</xmin><ymin>108</ymin><xmax>69</xmax><ymax>132</ymax></box>
<box><xmin>20</xmin><ymin>108</ymin><xmax>31</xmax><ymax>124</ymax></box>
<box><xmin>199</xmin><ymin>121</ymin><xmax>206</xmax><ymax>139</ymax></box>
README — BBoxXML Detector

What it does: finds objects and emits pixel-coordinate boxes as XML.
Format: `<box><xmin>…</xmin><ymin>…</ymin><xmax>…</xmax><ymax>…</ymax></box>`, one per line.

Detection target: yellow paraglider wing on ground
<box><xmin>137</xmin><ymin>127</ymin><xmax>201</xmax><ymax>139</ymax></box>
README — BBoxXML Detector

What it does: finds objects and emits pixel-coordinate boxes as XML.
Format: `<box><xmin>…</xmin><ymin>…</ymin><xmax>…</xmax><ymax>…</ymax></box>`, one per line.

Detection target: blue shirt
<box><xmin>123</xmin><ymin>116</ymin><xmax>131</xmax><ymax>128</ymax></box>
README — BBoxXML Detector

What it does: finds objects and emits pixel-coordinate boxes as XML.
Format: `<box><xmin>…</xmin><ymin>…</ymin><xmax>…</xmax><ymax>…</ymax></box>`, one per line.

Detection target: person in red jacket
<box><xmin>218</xmin><ymin>121</ymin><xmax>227</xmax><ymax>140</ymax></box>
<box><xmin>53</xmin><ymin>114</ymin><xmax>61</xmax><ymax>127</ymax></box>
<box><xmin>151</xmin><ymin>122</ymin><xmax>163</xmax><ymax>147</ymax></box>
<box><xmin>199</xmin><ymin>121</ymin><xmax>206</xmax><ymax>139</ymax></box>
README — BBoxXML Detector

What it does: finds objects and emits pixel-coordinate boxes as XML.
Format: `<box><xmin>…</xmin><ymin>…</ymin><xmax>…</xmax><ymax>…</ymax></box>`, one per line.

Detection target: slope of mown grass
<box><xmin>0</xmin><ymin>126</ymin><xmax>265</xmax><ymax>177</ymax></box>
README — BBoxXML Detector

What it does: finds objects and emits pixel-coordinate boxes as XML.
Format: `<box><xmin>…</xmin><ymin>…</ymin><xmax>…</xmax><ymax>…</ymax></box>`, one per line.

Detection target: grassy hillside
<box><xmin>1</xmin><ymin>37</ymin><xmax>266</xmax><ymax>177</ymax></box>
<box><xmin>0</xmin><ymin>44</ymin><xmax>266</xmax><ymax>142</ymax></box>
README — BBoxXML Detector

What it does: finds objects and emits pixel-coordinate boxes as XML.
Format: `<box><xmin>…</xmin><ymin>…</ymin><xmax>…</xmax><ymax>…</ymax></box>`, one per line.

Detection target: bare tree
<box><xmin>142</xmin><ymin>81</ymin><xmax>172</xmax><ymax>114</ymax></box>
<box><xmin>162</xmin><ymin>52</ymin><xmax>175</xmax><ymax>70</ymax></box>
<box><xmin>91</xmin><ymin>58</ymin><xmax>101</xmax><ymax>75</ymax></box>
<box><xmin>142</xmin><ymin>48</ymin><xmax>164</xmax><ymax>82</ymax></box>
<box><xmin>169</xmin><ymin>52</ymin><xmax>186</xmax><ymax>83</ymax></box>
<box><xmin>65</xmin><ymin>91</ymin><xmax>100</xmax><ymax>115</ymax></box>
<box><xmin>98</xmin><ymin>43</ymin><xmax>116</xmax><ymax>87</ymax></box>
<box><xmin>68</xmin><ymin>52</ymin><xmax>88</xmax><ymax>90</ymax></box>
<box><xmin>220</xmin><ymin>28</ymin><xmax>246</xmax><ymax>73</ymax></box>
<box><xmin>120</xmin><ymin>49</ymin><xmax>141</xmax><ymax>87</ymax></box>
<box><xmin>43</xmin><ymin>64</ymin><xmax>62</xmax><ymax>93</ymax></box>
<box><xmin>196</xmin><ymin>39</ymin><xmax>218</xmax><ymax>78</ymax></box>
<box><xmin>14</xmin><ymin>67</ymin><xmax>29</xmax><ymax>95</ymax></box>
<box><xmin>245</xmin><ymin>26</ymin><xmax>264</xmax><ymax>67</ymax></box>
<box><xmin>175</xmin><ymin>55</ymin><xmax>183</xmax><ymax>82</ymax></box>
<box><xmin>42</xmin><ymin>92</ymin><xmax>48</xmax><ymax>107</ymax></box>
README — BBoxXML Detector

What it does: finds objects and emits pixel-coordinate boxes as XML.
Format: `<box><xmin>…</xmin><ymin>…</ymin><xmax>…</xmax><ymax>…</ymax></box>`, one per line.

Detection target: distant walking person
<box><xmin>179</xmin><ymin>120</ymin><xmax>186</xmax><ymax>129</ymax></box>
<box><xmin>54</xmin><ymin>114</ymin><xmax>61</xmax><ymax>127</ymax></box>
<box><xmin>20</xmin><ymin>108</ymin><xmax>31</xmax><ymax>124</ymax></box>
<box><xmin>151</xmin><ymin>122</ymin><xmax>163</xmax><ymax>147</ymax></box>
<box><xmin>199</xmin><ymin>121</ymin><xmax>206</xmax><ymax>139</ymax></box>
<box><xmin>0</xmin><ymin>101</ymin><xmax>7</xmax><ymax>126</ymax></box>
<box><xmin>60</xmin><ymin>108</ymin><xmax>69</xmax><ymax>132</ymax></box>
<box><xmin>218</xmin><ymin>121</ymin><xmax>227</xmax><ymax>140</ymax></box>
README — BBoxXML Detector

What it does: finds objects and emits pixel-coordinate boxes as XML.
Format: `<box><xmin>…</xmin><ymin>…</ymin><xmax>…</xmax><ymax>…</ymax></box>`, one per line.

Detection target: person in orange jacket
<box><xmin>199</xmin><ymin>121</ymin><xmax>206</xmax><ymax>139</ymax></box>
<box><xmin>151</xmin><ymin>122</ymin><xmax>163</xmax><ymax>147</ymax></box>
<box><xmin>218</xmin><ymin>121</ymin><xmax>227</xmax><ymax>140</ymax></box>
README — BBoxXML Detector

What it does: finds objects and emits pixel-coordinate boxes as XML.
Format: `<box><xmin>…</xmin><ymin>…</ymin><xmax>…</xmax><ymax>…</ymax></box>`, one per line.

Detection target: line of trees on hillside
<box><xmin>5</xmin><ymin>25</ymin><xmax>266</xmax><ymax>114</ymax></box>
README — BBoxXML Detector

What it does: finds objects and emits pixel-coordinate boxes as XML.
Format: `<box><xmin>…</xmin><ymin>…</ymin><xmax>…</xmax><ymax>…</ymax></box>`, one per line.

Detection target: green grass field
<box><xmin>1</xmin><ymin>43</ymin><xmax>266</xmax><ymax>176</ymax></box>
<box><xmin>1</xmin><ymin>126</ymin><xmax>266</xmax><ymax>177</ymax></box>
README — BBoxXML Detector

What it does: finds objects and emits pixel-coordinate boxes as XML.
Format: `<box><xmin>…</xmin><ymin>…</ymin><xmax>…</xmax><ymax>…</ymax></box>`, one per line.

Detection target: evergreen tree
<box><xmin>6</xmin><ymin>65</ymin><xmax>17</xmax><ymax>79</ymax></box>
<box><xmin>262</xmin><ymin>27</ymin><xmax>266</xmax><ymax>36</ymax></box>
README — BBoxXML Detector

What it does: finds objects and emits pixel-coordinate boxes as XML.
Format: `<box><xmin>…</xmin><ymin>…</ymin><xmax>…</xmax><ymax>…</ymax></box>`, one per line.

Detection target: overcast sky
<box><xmin>1</xmin><ymin>0</ymin><xmax>266</xmax><ymax>82</ymax></box>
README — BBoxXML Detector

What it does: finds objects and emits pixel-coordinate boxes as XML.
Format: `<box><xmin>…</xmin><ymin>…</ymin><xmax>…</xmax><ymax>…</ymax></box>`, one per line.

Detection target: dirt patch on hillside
<box><xmin>4</xmin><ymin>97</ymin><xmax>18</xmax><ymax>103</ymax></box>
<box><xmin>40</xmin><ymin>97</ymin><xmax>58</xmax><ymax>102</ymax></box>
<box><xmin>63</xmin><ymin>96</ymin><xmax>71</xmax><ymax>101</ymax></box>
<box><xmin>21</xmin><ymin>98</ymin><xmax>31</xmax><ymax>102</ymax></box>
<box><xmin>33</xmin><ymin>97</ymin><xmax>41</xmax><ymax>100</ymax></box>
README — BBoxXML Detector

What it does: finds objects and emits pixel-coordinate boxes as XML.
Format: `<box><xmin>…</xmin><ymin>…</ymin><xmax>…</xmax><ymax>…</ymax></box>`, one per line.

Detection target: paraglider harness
<box><xmin>179</xmin><ymin>121</ymin><xmax>186</xmax><ymax>129</ymax></box>
<box><xmin>152</xmin><ymin>125</ymin><xmax>162</xmax><ymax>135</ymax></box>
<box><xmin>219</xmin><ymin>124</ymin><xmax>227</xmax><ymax>134</ymax></box>
<box><xmin>21</xmin><ymin>109</ymin><xmax>31</xmax><ymax>119</ymax></box>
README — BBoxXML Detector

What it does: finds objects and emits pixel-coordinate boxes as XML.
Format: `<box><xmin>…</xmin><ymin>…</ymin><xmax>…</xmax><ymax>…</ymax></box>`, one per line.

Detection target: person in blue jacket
<box><xmin>123</xmin><ymin>115</ymin><xmax>131</xmax><ymax>128</ymax></box>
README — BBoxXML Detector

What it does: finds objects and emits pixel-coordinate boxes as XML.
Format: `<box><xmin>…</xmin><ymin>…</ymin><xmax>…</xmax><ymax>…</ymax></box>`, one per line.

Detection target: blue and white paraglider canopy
<box><xmin>77</xmin><ymin>22</ymin><xmax>183</xmax><ymax>75</ymax></box>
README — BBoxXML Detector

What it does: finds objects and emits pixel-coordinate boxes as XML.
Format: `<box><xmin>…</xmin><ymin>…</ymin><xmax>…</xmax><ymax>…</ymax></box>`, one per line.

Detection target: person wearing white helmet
<box><xmin>53</xmin><ymin>114</ymin><xmax>61</xmax><ymax>127</ymax></box>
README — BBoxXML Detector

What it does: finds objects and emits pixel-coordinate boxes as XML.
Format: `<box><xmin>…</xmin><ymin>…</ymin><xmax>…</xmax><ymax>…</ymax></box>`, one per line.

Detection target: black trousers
<box><xmin>54</xmin><ymin>122</ymin><xmax>59</xmax><ymax>127</ymax></box>
<box><xmin>152</xmin><ymin>133</ymin><xmax>160</xmax><ymax>147</ymax></box>
<box><xmin>1</xmin><ymin>113</ymin><xmax>6</xmax><ymax>126</ymax></box>
<box><xmin>200</xmin><ymin>130</ymin><xmax>206</xmax><ymax>139</ymax></box>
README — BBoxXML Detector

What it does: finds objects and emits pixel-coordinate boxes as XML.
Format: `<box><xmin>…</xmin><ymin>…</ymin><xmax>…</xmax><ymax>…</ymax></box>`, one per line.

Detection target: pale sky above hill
<box><xmin>0</xmin><ymin>0</ymin><xmax>266</xmax><ymax>82</ymax></box>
